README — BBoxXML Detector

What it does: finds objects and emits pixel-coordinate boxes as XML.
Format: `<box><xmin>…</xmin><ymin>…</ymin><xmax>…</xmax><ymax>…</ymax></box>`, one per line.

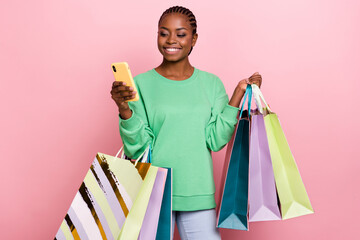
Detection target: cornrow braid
<box><xmin>158</xmin><ymin>6</ymin><xmax>197</xmax><ymax>55</ymax></box>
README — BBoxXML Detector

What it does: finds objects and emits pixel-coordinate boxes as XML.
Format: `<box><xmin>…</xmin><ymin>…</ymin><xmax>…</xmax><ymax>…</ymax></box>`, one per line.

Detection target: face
<box><xmin>157</xmin><ymin>13</ymin><xmax>198</xmax><ymax>62</ymax></box>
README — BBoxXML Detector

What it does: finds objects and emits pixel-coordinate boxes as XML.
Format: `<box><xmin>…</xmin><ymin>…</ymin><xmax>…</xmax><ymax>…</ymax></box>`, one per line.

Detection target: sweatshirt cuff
<box><xmin>222</xmin><ymin>104</ymin><xmax>239</xmax><ymax>121</ymax></box>
<box><xmin>119</xmin><ymin>109</ymin><xmax>140</xmax><ymax>130</ymax></box>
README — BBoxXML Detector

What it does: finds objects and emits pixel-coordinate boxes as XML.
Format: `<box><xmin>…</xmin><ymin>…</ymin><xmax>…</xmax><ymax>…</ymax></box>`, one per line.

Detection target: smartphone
<box><xmin>111</xmin><ymin>62</ymin><xmax>139</xmax><ymax>102</ymax></box>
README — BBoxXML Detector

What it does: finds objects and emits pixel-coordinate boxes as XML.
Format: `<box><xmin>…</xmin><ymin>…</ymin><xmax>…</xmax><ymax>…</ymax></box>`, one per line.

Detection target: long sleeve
<box><xmin>205</xmin><ymin>77</ymin><xmax>239</xmax><ymax>152</ymax></box>
<box><xmin>118</xmin><ymin>81</ymin><xmax>155</xmax><ymax>159</ymax></box>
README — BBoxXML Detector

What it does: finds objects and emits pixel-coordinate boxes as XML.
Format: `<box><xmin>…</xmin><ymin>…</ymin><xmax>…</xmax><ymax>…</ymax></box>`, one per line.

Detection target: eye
<box><xmin>159</xmin><ymin>32</ymin><xmax>167</xmax><ymax>37</ymax></box>
<box><xmin>177</xmin><ymin>34</ymin><xmax>186</xmax><ymax>37</ymax></box>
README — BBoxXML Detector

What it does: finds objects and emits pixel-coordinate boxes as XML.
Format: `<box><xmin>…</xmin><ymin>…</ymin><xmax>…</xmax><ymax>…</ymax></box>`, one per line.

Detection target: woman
<box><xmin>110</xmin><ymin>6</ymin><xmax>262</xmax><ymax>240</ymax></box>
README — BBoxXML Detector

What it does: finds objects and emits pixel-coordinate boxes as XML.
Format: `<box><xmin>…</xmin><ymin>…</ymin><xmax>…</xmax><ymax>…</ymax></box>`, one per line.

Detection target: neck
<box><xmin>157</xmin><ymin>57</ymin><xmax>193</xmax><ymax>76</ymax></box>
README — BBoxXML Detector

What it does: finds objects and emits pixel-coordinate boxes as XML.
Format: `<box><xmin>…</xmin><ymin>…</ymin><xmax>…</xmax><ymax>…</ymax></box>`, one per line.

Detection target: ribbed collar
<box><xmin>150</xmin><ymin>67</ymin><xmax>199</xmax><ymax>85</ymax></box>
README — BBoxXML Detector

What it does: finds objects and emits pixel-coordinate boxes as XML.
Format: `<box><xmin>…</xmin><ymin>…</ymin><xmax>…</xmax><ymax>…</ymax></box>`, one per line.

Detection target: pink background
<box><xmin>1</xmin><ymin>0</ymin><xmax>359</xmax><ymax>239</ymax></box>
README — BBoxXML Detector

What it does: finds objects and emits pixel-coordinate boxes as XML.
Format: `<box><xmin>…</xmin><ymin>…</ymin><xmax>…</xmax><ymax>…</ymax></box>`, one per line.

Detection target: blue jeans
<box><xmin>171</xmin><ymin>208</ymin><xmax>221</xmax><ymax>240</ymax></box>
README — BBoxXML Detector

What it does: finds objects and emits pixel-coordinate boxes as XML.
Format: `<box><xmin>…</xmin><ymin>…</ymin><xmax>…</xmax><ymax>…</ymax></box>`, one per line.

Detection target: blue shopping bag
<box><xmin>217</xmin><ymin>85</ymin><xmax>252</xmax><ymax>230</ymax></box>
<box><xmin>155</xmin><ymin>167</ymin><xmax>172</xmax><ymax>240</ymax></box>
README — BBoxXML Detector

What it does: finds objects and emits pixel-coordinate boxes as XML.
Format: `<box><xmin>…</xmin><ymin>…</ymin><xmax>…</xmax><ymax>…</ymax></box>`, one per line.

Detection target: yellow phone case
<box><xmin>111</xmin><ymin>62</ymin><xmax>139</xmax><ymax>102</ymax></box>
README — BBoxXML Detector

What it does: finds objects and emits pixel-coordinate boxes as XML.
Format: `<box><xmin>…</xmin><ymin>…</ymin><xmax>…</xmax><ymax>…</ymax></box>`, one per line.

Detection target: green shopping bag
<box><xmin>252</xmin><ymin>85</ymin><xmax>314</xmax><ymax>220</ymax></box>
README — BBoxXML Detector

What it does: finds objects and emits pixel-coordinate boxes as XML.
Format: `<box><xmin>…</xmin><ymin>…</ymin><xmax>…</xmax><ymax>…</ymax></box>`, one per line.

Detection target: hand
<box><xmin>236</xmin><ymin>72</ymin><xmax>262</xmax><ymax>92</ymax></box>
<box><xmin>110</xmin><ymin>81</ymin><xmax>137</xmax><ymax>116</ymax></box>
<box><xmin>237</xmin><ymin>78</ymin><xmax>250</xmax><ymax>92</ymax></box>
<box><xmin>229</xmin><ymin>72</ymin><xmax>263</xmax><ymax>108</ymax></box>
<box><xmin>248</xmin><ymin>72</ymin><xmax>262</xmax><ymax>88</ymax></box>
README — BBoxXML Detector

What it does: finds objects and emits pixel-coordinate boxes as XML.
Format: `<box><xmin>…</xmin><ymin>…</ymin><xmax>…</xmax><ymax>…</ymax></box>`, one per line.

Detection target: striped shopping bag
<box><xmin>55</xmin><ymin>145</ymin><xmax>153</xmax><ymax>240</ymax></box>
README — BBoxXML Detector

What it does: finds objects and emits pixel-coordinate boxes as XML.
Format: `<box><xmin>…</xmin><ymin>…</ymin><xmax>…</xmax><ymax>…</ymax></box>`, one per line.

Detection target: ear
<box><xmin>192</xmin><ymin>33</ymin><xmax>198</xmax><ymax>47</ymax></box>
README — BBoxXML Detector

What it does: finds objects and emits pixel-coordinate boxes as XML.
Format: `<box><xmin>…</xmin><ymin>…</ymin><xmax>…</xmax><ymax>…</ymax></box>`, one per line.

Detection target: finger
<box><xmin>112</xmin><ymin>81</ymin><xmax>126</xmax><ymax>87</ymax></box>
<box><xmin>119</xmin><ymin>97</ymin><xmax>128</xmax><ymax>102</ymax></box>
<box><xmin>249</xmin><ymin>78</ymin><xmax>261</xmax><ymax>82</ymax></box>
<box><xmin>249</xmin><ymin>75</ymin><xmax>261</xmax><ymax>79</ymax></box>
<box><xmin>249</xmin><ymin>79</ymin><xmax>261</xmax><ymax>86</ymax></box>
<box><xmin>112</xmin><ymin>86</ymin><xmax>134</xmax><ymax>93</ymax></box>
<box><xmin>121</xmin><ymin>95</ymin><xmax>135</xmax><ymax>101</ymax></box>
<box><xmin>249</xmin><ymin>72</ymin><xmax>260</xmax><ymax>78</ymax></box>
<box><xmin>112</xmin><ymin>91</ymin><xmax>131</xmax><ymax>99</ymax></box>
<box><xmin>118</xmin><ymin>91</ymin><xmax>137</xmax><ymax>97</ymax></box>
<box><xmin>111</xmin><ymin>86</ymin><xmax>124</xmax><ymax>93</ymax></box>
<box><xmin>250</xmin><ymin>78</ymin><xmax>262</xmax><ymax>82</ymax></box>
<box><xmin>249</xmin><ymin>79</ymin><xmax>261</xmax><ymax>84</ymax></box>
<box><xmin>112</xmin><ymin>83</ymin><xmax>132</xmax><ymax>90</ymax></box>
<box><xmin>251</xmin><ymin>81</ymin><xmax>262</xmax><ymax>88</ymax></box>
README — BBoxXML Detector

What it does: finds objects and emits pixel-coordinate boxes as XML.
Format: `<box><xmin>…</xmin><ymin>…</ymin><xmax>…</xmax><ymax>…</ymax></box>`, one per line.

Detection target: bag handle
<box><xmin>148</xmin><ymin>144</ymin><xmax>152</xmax><ymax>164</ymax></box>
<box><xmin>115</xmin><ymin>146</ymin><xmax>124</xmax><ymax>159</ymax></box>
<box><xmin>251</xmin><ymin>84</ymin><xmax>272</xmax><ymax>114</ymax></box>
<box><xmin>134</xmin><ymin>145</ymin><xmax>151</xmax><ymax>165</ymax></box>
<box><xmin>114</xmin><ymin>144</ymin><xmax>151</xmax><ymax>166</ymax></box>
<box><xmin>239</xmin><ymin>84</ymin><xmax>252</xmax><ymax>119</ymax></box>
<box><xmin>139</xmin><ymin>144</ymin><xmax>152</xmax><ymax>164</ymax></box>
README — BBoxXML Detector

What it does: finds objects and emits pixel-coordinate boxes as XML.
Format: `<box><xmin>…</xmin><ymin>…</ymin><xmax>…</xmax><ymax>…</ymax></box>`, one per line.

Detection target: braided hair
<box><xmin>158</xmin><ymin>6</ymin><xmax>197</xmax><ymax>56</ymax></box>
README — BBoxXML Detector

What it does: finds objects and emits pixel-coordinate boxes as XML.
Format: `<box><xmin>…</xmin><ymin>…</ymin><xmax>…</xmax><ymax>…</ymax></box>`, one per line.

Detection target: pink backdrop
<box><xmin>1</xmin><ymin>0</ymin><xmax>359</xmax><ymax>239</ymax></box>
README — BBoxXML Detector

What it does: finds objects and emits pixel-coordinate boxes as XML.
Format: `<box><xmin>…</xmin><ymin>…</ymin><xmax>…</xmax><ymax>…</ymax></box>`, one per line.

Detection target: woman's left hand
<box><xmin>229</xmin><ymin>72</ymin><xmax>263</xmax><ymax>108</ymax></box>
<box><xmin>249</xmin><ymin>72</ymin><xmax>262</xmax><ymax>88</ymax></box>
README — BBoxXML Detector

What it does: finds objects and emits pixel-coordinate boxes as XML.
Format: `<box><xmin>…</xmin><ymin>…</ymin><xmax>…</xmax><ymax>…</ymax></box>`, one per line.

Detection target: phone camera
<box><xmin>112</xmin><ymin>65</ymin><xmax>117</xmax><ymax>72</ymax></box>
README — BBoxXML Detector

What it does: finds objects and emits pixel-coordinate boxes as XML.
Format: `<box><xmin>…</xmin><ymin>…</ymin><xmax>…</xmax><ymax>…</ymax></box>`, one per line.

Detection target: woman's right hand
<box><xmin>110</xmin><ymin>81</ymin><xmax>137</xmax><ymax>119</ymax></box>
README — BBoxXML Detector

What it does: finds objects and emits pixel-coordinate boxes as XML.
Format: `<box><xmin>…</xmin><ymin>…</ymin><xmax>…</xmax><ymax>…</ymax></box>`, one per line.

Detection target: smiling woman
<box><xmin>157</xmin><ymin>7</ymin><xmax>198</xmax><ymax>58</ymax></box>
<box><xmin>110</xmin><ymin>5</ymin><xmax>262</xmax><ymax>240</ymax></box>
<box><xmin>155</xmin><ymin>7</ymin><xmax>199</xmax><ymax>79</ymax></box>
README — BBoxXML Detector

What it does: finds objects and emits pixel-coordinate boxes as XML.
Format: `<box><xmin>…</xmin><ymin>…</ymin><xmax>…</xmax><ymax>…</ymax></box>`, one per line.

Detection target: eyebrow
<box><xmin>160</xmin><ymin>27</ymin><xmax>188</xmax><ymax>31</ymax></box>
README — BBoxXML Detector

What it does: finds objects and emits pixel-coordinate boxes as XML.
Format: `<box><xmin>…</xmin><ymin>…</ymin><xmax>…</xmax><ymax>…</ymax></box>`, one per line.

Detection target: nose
<box><xmin>166</xmin><ymin>33</ymin><xmax>177</xmax><ymax>44</ymax></box>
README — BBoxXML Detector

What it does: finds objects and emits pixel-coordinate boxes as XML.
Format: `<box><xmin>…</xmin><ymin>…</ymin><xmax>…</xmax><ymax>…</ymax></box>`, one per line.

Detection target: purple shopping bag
<box><xmin>248</xmin><ymin>110</ymin><xmax>281</xmax><ymax>222</ymax></box>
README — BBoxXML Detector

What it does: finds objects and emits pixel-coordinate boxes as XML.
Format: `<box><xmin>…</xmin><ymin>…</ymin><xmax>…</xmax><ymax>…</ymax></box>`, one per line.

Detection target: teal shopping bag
<box><xmin>155</xmin><ymin>167</ymin><xmax>172</xmax><ymax>240</ymax></box>
<box><xmin>217</xmin><ymin>85</ymin><xmax>252</xmax><ymax>230</ymax></box>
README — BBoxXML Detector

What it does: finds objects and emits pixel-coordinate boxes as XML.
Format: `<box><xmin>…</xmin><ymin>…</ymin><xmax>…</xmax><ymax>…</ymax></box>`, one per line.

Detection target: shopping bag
<box><xmin>118</xmin><ymin>160</ymin><xmax>158</xmax><ymax>239</ymax></box>
<box><xmin>138</xmin><ymin>145</ymin><xmax>168</xmax><ymax>240</ymax></box>
<box><xmin>55</xmin><ymin>145</ymin><xmax>152</xmax><ymax>240</ymax></box>
<box><xmin>217</xmin><ymin>85</ymin><xmax>252</xmax><ymax>230</ymax></box>
<box><xmin>248</xmin><ymin>85</ymin><xmax>281</xmax><ymax>222</ymax></box>
<box><xmin>155</xmin><ymin>167</ymin><xmax>172</xmax><ymax>240</ymax></box>
<box><xmin>138</xmin><ymin>144</ymin><xmax>173</xmax><ymax>240</ymax></box>
<box><xmin>252</xmin><ymin>85</ymin><xmax>314</xmax><ymax>220</ymax></box>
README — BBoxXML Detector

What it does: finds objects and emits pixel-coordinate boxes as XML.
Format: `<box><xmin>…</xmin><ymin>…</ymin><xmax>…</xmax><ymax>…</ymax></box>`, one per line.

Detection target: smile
<box><xmin>164</xmin><ymin>47</ymin><xmax>181</xmax><ymax>54</ymax></box>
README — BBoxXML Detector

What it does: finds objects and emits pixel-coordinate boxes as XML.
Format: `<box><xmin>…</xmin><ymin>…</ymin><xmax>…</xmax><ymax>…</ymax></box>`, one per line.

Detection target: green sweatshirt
<box><xmin>118</xmin><ymin>67</ymin><xmax>239</xmax><ymax>211</ymax></box>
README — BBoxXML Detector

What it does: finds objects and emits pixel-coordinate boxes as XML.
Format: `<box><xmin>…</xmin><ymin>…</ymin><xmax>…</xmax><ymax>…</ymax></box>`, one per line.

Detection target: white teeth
<box><xmin>165</xmin><ymin>48</ymin><xmax>180</xmax><ymax>52</ymax></box>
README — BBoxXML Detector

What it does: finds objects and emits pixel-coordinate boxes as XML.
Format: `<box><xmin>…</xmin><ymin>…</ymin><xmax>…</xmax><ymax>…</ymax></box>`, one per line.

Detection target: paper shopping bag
<box><xmin>138</xmin><ymin>144</ymin><xmax>173</xmax><ymax>240</ymax></box>
<box><xmin>155</xmin><ymin>167</ymin><xmax>172</xmax><ymax>240</ymax></box>
<box><xmin>252</xmin><ymin>84</ymin><xmax>314</xmax><ymax>220</ymax></box>
<box><xmin>217</xmin><ymin>85</ymin><xmax>252</xmax><ymax>230</ymax></box>
<box><xmin>248</xmin><ymin>108</ymin><xmax>281</xmax><ymax>222</ymax></box>
<box><xmin>118</xmin><ymin>164</ymin><xmax>158</xmax><ymax>240</ymax></box>
<box><xmin>138</xmin><ymin>167</ymin><xmax>167</xmax><ymax>240</ymax></box>
<box><xmin>55</xmin><ymin>145</ymin><xmax>152</xmax><ymax>240</ymax></box>
<box><xmin>123</xmin><ymin>145</ymin><xmax>173</xmax><ymax>240</ymax></box>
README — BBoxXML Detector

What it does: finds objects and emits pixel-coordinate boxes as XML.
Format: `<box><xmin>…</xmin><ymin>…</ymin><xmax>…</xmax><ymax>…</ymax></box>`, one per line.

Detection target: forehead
<box><xmin>159</xmin><ymin>13</ymin><xmax>191</xmax><ymax>30</ymax></box>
